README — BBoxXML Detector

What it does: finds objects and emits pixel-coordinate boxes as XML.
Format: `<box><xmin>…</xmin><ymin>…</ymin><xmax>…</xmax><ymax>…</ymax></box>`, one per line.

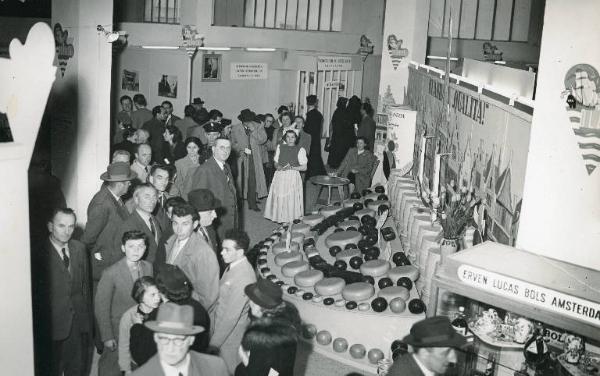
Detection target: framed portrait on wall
<box><xmin>202</xmin><ymin>54</ymin><xmax>221</xmax><ymax>82</ymax></box>
<box><xmin>158</xmin><ymin>74</ymin><xmax>178</xmax><ymax>98</ymax></box>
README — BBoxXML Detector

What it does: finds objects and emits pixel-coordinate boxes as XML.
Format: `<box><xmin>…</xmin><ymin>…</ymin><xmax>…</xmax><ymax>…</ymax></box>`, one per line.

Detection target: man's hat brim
<box><xmin>99</xmin><ymin>171</ymin><xmax>137</xmax><ymax>181</ymax></box>
<box><xmin>402</xmin><ymin>331</ymin><xmax>467</xmax><ymax>348</ymax></box>
<box><xmin>244</xmin><ymin>283</ymin><xmax>282</xmax><ymax>309</ymax></box>
<box><xmin>144</xmin><ymin>320</ymin><xmax>205</xmax><ymax>336</ymax></box>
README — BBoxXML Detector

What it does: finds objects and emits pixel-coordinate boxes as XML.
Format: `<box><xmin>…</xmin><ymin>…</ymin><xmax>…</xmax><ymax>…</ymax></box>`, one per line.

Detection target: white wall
<box><xmin>517</xmin><ymin>0</ymin><xmax>600</xmax><ymax>269</ymax></box>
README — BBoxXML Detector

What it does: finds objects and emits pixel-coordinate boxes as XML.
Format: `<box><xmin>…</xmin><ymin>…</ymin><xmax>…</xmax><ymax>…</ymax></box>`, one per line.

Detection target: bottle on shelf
<box><xmin>451</xmin><ymin>306</ymin><xmax>469</xmax><ymax>336</ymax></box>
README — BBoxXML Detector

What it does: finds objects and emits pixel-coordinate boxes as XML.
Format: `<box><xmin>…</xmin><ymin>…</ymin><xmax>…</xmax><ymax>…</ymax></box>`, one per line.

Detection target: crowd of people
<box><xmin>31</xmin><ymin>92</ymin><xmax>391</xmax><ymax>376</ymax></box>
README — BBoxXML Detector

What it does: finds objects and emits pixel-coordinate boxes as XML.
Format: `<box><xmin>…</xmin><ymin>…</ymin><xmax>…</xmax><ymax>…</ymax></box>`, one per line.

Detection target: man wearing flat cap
<box><xmin>388</xmin><ymin>316</ymin><xmax>466</xmax><ymax>376</ymax></box>
<box><xmin>82</xmin><ymin>162</ymin><xmax>137</xmax><ymax>283</ymax></box>
<box><xmin>132</xmin><ymin>302</ymin><xmax>228</xmax><ymax>376</ymax></box>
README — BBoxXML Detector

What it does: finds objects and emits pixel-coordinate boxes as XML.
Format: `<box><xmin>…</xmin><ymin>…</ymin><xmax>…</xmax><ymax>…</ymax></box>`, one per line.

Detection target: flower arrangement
<box><xmin>420</xmin><ymin>181</ymin><xmax>480</xmax><ymax>240</ymax></box>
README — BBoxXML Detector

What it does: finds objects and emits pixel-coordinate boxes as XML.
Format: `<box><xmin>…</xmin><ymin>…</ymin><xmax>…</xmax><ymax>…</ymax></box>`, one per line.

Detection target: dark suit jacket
<box><xmin>32</xmin><ymin>239</ymin><xmax>93</xmax><ymax>341</ymax></box>
<box><xmin>142</xmin><ymin>118</ymin><xmax>166</xmax><ymax>163</ymax></box>
<box><xmin>338</xmin><ymin>148</ymin><xmax>378</xmax><ymax>193</ymax></box>
<box><xmin>81</xmin><ymin>185</ymin><xmax>130</xmax><ymax>281</ymax></box>
<box><xmin>388</xmin><ymin>353</ymin><xmax>426</xmax><ymax>376</ymax></box>
<box><xmin>95</xmin><ymin>257</ymin><xmax>153</xmax><ymax>341</ymax></box>
<box><xmin>131</xmin><ymin>351</ymin><xmax>228</xmax><ymax>376</ymax></box>
<box><xmin>182</xmin><ymin>157</ymin><xmax>238</xmax><ymax>238</ymax></box>
<box><xmin>118</xmin><ymin>210</ymin><xmax>164</xmax><ymax>264</ymax></box>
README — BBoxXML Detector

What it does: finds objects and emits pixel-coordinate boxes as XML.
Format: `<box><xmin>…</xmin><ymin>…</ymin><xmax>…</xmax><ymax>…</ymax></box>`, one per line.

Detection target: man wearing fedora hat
<box><xmin>187</xmin><ymin>188</ymin><xmax>225</xmax><ymax>273</ymax></box>
<box><xmin>191</xmin><ymin>97</ymin><xmax>209</xmax><ymax>125</ymax></box>
<box><xmin>82</xmin><ymin>162</ymin><xmax>137</xmax><ymax>283</ymax></box>
<box><xmin>230</xmin><ymin>108</ymin><xmax>268</xmax><ymax>212</ymax></box>
<box><xmin>388</xmin><ymin>316</ymin><xmax>466</xmax><ymax>376</ymax></box>
<box><xmin>132</xmin><ymin>302</ymin><xmax>228</xmax><ymax>376</ymax></box>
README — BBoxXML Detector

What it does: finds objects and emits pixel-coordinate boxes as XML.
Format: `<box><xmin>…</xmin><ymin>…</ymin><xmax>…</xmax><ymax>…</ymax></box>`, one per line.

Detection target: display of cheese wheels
<box><xmin>387</xmin><ymin>265</ymin><xmax>419</xmax><ymax>282</ymax></box>
<box><xmin>281</xmin><ymin>260</ymin><xmax>310</xmax><ymax>277</ymax></box>
<box><xmin>314</xmin><ymin>277</ymin><xmax>346</xmax><ymax>296</ymax></box>
<box><xmin>272</xmin><ymin>241</ymin><xmax>300</xmax><ymax>255</ymax></box>
<box><xmin>358</xmin><ymin>302</ymin><xmax>371</xmax><ymax>311</ymax></box>
<box><xmin>325</xmin><ymin>230</ymin><xmax>362</xmax><ymax>248</ymax></box>
<box><xmin>335</xmin><ymin>249</ymin><xmax>361</xmax><ymax>264</ymax></box>
<box><xmin>302</xmin><ymin>214</ymin><xmax>324</xmax><ymax>227</ymax></box>
<box><xmin>294</xmin><ymin>269</ymin><xmax>325</xmax><ymax>287</ymax></box>
<box><xmin>274</xmin><ymin>251</ymin><xmax>302</xmax><ymax>266</ymax></box>
<box><xmin>360</xmin><ymin>259</ymin><xmax>391</xmax><ymax>277</ymax></box>
<box><xmin>291</xmin><ymin>232</ymin><xmax>305</xmax><ymax>245</ymax></box>
<box><xmin>354</xmin><ymin>208</ymin><xmax>376</xmax><ymax>219</ymax></box>
<box><xmin>292</xmin><ymin>223</ymin><xmax>311</xmax><ymax>236</ymax></box>
<box><xmin>343</xmin><ymin>199</ymin><xmax>361</xmax><ymax>208</ymax></box>
<box><xmin>378</xmin><ymin>286</ymin><xmax>410</xmax><ymax>301</ymax></box>
<box><xmin>341</xmin><ymin>282</ymin><xmax>375</xmax><ymax>302</ymax></box>
<box><xmin>367</xmin><ymin>200</ymin><xmax>390</xmax><ymax>211</ymax></box>
<box><xmin>319</xmin><ymin>205</ymin><xmax>342</xmax><ymax>217</ymax></box>
<box><xmin>338</xmin><ymin>219</ymin><xmax>361</xmax><ymax>230</ymax></box>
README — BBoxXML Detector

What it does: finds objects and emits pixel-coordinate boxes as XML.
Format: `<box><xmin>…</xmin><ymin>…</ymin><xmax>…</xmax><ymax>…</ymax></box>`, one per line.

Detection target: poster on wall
<box><xmin>121</xmin><ymin>69</ymin><xmax>139</xmax><ymax>91</ymax></box>
<box><xmin>386</xmin><ymin>34</ymin><xmax>409</xmax><ymax>71</ymax></box>
<box><xmin>158</xmin><ymin>75</ymin><xmax>177</xmax><ymax>98</ymax></box>
<box><xmin>202</xmin><ymin>54</ymin><xmax>221</xmax><ymax>82</ymax></box>
<box><xmin>317</xmin><ymin>56</ymin><xmax>352</xmax><ymax>71</ymax></box>
<box><xmin>230</xmin><ymin>63</ymin><xmax>268</xmax><ymax>80</ymax></box>
<box><xmin>407</xmin><ymin>66</ymin><xmax>532</xmax><ymax>246</ymax></box>
<box><xmin>53</xmin><ymin>23</ymin><xmax>74</xmax><ymax>77</ymax></box>
<box><xmin>561</xmin><ymin>63</ymin><xmax>600</xmax><ymax>175</ymax></box>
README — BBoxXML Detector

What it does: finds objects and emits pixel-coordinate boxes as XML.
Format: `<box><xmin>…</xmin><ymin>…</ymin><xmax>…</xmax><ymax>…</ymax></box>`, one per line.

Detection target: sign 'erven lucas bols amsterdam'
<box><xmin>457</xmin><ymin>265</ymin><xmax>600</xmax><ymax>327</ymax></box>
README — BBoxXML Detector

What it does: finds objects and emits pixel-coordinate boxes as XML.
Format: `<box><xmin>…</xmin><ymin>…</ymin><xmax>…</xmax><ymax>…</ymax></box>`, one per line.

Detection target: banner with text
<box><xmin>317</xmin><ymin>56</ymin><xmax>352</xmax><ymax>71</ymax></box>
<box><xmin>458</xmin><ymin>264</ymin><xmax>600</xmax><ymax>327</ymax></box>
<box><xmin>230</xmin><ymin>63</ymin><xmax>268</xmax><ymax>80</ymax></box>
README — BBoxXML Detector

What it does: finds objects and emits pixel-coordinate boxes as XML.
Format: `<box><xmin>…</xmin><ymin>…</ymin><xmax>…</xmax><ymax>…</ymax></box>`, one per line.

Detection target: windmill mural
<box><xmin>561</xmin><ymin>64</ymin><xmax>600</xmax><ymax>175</ymax></box>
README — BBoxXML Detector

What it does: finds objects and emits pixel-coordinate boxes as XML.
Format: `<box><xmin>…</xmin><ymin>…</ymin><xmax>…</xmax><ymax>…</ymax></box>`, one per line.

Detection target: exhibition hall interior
<box><xmin>1</xmin><ymin>0</ymin><xmax>600</xmax><ymax>375</ymax></box>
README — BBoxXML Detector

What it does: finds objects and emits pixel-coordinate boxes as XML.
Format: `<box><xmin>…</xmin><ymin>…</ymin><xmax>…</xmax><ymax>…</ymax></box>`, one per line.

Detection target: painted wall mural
<box><xmin>53</xmin><ymin>23</ymin><xmax>74</xmax><ymax>77</ymax></box>
<box><xmin>561</xmin><ymin>64</ymin><xmax>600</xmax><ymax>175</ymax></box>
<box><xmin>407</xmin><ymin>66</ymin><xmax>532</xmax><ymax>246</ymax></box>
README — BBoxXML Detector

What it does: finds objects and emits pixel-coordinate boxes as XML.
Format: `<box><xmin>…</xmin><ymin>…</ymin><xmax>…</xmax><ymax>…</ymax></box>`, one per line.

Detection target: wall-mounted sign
<box><xmin>231</xmin><ymin>63</ymin><xmax>268</xmax><ymax>80</ymax></box>
<box><xmin>324</xmin><ymin>81</ymin><xmax>346</xmax><ymax>90</ymax></box>
<box><xmin>457</xmin><ymin>264</ymin><xmax>600</xmax><ymax>327</ymax></box>
<box><xmin>317</xmin><ymin>56</ymin><xmax>352</xmax><ymax>71</ymax></box>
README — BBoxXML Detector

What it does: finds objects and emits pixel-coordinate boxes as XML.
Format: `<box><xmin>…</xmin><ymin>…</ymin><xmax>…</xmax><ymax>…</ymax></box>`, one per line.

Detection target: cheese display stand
<box><xmin>428</xmin><ymin>242</ymin><xmax>600</xmax><ymax>375</ymax></box>
<box><xmin>255</xmin><ymin>185</ymin><xmax>427</xmax><ymax>373</ymax></box>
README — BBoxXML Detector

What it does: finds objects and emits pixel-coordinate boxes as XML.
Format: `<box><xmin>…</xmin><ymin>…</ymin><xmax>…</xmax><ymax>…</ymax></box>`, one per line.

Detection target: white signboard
<box><xmin>387</xmin><ymin>106</ymin><xmax>416</xmax><ymax>174</ymax></box>
<box><xmin>457</xmin><ymin>264</ymin><xmax>600</xmax><ymax>327</ymax></box>
<box><xmin>318</xmin><ymin>56</ymin><xmax>352</xmax><ymax>71</ymax></box>
<box><xmin>230</xmin><ymin>63</ymin><xmax>268</xmax><ymax>80</ymax></box>
<box><xmin>324</xmin><ymin>81</ymin><xmax>346</xmax><ymax>89</ymax></box>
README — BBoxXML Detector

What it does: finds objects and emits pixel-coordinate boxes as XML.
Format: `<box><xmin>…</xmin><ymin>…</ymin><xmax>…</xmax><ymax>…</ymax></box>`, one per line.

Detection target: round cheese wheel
<box><xmin>294</xmin><ymin>269</ymin><xmax>325</xmax><ymax>287</ymax></box>
<box><xmin>272</xmin><ymin>241</ymin><xmax>300</xmax><ymax>255</ymax></box>
<box><xmin>292</xmin><ymin>223</ymin><xmax>311</xmax><ymax>236</ymax></box>
<box><xmin>314</xmin><ymin>277</ymin><xmax>346</xmax><ymax>296</ymax></box>
<box><xmin>325</xmin><ymin>230</ymin><xmax>362</xmax><ymax>248</ymax></box>
<box><xmin>388</xmin><ymin>265</ymin><xmax>419</xmax><ymax>282</ymax></box>
<box><xmin>355</xmin><ymin>208</ymin><xmax>376</xmax><ymax>219</ymax></box>
<box><xmin>320</xmin><ymin>205</ymin><xmax>342</xmax><ymax>217</ymax></box>
<box><xmin>367</xmin><ymin>200</ymin><xmax>390</xmax><ymax>211</ymax></box>
<box><xmin>360</xmin><ymin>259</ymin><xmax>391</xmax><ymax>277</ymax></box>
<box><xmin>342</xmin><ymin>282</ymin><xmax>375</xmax><ymax>301</ymax></box>
<box><xmin>274</xmin><ymin>251</ymin><xmax>302</xmax><ymax>266</ymax></box>
<box><xmin>305</xmin><ymin>250</ymin><xmax>320</xmax><ymax>259</ymax></box>
<box><xmin>378</xmin><ymin>286</ymin><xmax>410</xmax><ymax>301</ymax></box>
<box><xmin>302</xmin><ymin>214</ymin><xmax>324</xmax><ymax>227</ymax></box>
<box><xmin>343</xmin><ymin>199</ymin><xmax>361</xmax><ymax>208</ymax></box>
<box><xmin>281</xmin><ymin>260</ymin><xmax>310</xmax><ymax>277</ymax></box>
<box><xmin>336</xmin><ymin>249</ymin><xmax>362</xmax><ymax>264</ymax></box>
<box><xmin>338</xmin><ymin>220</ymin><xmax>361</xmax><ymax>230</ymax></box>
<box><xmin>358</xmin><ymin>302</ymin><xmax>371</xmax><ymax>311</ymax></box>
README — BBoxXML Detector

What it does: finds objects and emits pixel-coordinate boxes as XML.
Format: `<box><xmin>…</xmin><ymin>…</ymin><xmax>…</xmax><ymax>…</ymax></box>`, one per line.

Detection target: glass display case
<box><xmin>428</xmin><ymin>242</ymin><xmax>600</xmax><ymax>376</ymax></box>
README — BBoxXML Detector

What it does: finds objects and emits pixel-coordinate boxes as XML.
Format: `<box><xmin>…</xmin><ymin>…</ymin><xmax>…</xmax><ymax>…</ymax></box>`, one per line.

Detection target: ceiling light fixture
<box><xmin>141</xmin><ymin>46</ymin><xmax>180</xmax><ymax>50</ymax></box>
<box><xmin>245</xmin><ymin>47</ymin><xmax>276</xmax><ymax>52</ymax></box>
<box><xmin>197</xmin><ymin>46</ymin><xmax>231</xmax><ymax>51</ymax></box>
<box><xmin>427</xmin><ymin>55</ymin><xmax>459</xmax><ymax>61</ymax></box>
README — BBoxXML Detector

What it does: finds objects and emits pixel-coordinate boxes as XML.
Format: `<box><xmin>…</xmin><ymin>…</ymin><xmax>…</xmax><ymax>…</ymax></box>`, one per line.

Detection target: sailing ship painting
<box><xmin>562</xmin><ymin>64</ymin><xmax>600</xmax><ymax>175</ymax></box>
